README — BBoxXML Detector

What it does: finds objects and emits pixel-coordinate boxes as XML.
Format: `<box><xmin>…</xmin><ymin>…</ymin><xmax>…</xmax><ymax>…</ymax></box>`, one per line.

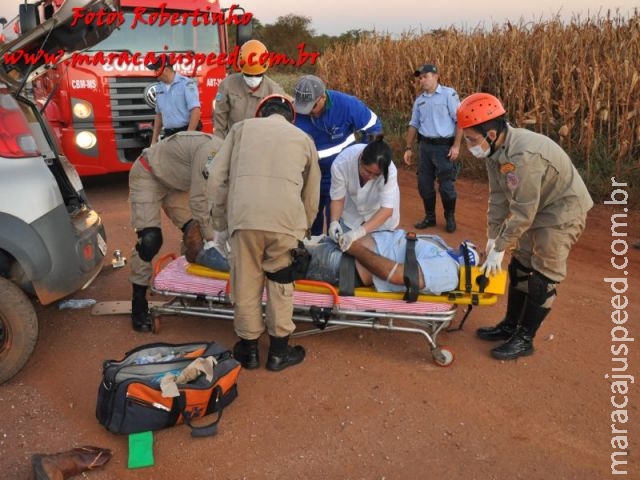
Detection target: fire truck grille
<box><xmin>107</xmin><ymin>77</ymin><xmax>156</xmax><ymax>162</ymax></box>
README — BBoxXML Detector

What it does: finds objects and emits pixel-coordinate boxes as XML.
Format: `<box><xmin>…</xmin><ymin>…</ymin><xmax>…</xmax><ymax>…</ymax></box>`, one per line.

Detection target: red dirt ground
<box><xmin>1</xmin><ymin>168</ymin><xmax>638</xmax><ymax>479</ymax></box>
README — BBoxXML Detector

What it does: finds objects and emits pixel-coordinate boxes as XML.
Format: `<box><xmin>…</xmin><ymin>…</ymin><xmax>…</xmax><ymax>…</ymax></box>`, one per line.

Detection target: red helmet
<box><xmin>457</xmin><ymin>93</ymin><xmax>506</xmax><ymax>129</ymax></box>
<box><xmin>255</xmin><ymin>94</ymin><xmax>295</xmax><ymax>123</ymax></box>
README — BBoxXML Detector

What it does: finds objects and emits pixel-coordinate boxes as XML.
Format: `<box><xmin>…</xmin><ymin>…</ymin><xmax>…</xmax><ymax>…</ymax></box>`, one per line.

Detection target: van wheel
<box><xmin>0</xmin><ymin>277</ymin><xmax>38</xmax><ymax>384</ymax></box>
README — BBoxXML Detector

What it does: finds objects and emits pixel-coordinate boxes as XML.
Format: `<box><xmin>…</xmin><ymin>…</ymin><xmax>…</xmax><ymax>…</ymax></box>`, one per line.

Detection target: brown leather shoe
<box><xmin>31</xmin><ymin>446</ymin><xmax>112</xmax><ymax>479</ymax></box>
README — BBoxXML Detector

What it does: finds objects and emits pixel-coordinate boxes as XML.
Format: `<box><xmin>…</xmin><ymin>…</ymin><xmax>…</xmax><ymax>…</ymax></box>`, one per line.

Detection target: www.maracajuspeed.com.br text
<box><xmin>2</xmin><ymin>43</ymin><xmax>321</xmax><ymax>70</ymax></box>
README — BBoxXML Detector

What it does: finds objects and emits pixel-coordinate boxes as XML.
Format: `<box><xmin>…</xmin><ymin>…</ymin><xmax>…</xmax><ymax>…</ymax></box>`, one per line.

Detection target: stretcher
<box><xmin>150</xmin><ymin>254</ymin><xmax>507</xmax><ymax>366</ymax></box>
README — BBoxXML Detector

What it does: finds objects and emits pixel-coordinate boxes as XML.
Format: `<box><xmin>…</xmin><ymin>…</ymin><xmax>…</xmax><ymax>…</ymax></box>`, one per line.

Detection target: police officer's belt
<box><xmin>164</xmin><ymin>121</ymin><xmax>203</xmax><ymax>137</ymax></box>
<box><xmin>421</xmin><ymin>137</ymin><xmax>454</xmax><ymax>146</ymax></box>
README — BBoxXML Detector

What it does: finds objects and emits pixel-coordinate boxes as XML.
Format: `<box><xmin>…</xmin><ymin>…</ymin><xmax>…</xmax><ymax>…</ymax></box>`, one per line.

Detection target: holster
<box><xmin>265</xmin><ymin>242</ymin><xmax>311</xmax><ymax>284</ymax></box>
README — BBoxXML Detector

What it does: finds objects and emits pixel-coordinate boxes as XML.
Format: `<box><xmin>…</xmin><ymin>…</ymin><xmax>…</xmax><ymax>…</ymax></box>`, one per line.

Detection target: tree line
<box><xmin>230</xmin><ymin>14</ymin><xmax>369</xmax><ymax>73</ymax></box>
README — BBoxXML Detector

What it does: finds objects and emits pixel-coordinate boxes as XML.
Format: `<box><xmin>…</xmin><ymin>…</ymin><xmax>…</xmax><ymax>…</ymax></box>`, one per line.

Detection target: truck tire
<box><xmin>0</xmin><ymin>277</ymin><xmax>38</xmax><ymax>384</ymax></box>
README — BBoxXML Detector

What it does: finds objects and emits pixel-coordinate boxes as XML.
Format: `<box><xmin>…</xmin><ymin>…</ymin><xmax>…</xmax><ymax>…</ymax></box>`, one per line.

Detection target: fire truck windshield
<box><xmin>87</xmin><ymin>12</ymin><xmax>221</xmax><ymax>55</ymax></box>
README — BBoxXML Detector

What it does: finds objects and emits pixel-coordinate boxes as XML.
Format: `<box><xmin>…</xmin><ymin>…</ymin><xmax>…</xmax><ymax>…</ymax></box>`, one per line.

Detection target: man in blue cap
<box><xmin>403</xmin><ymin>63</ymin><xmax>463</xmax><ymax>233</ymax></box>
<box><xmin>293</xmin><ymin>74</ymin><xmax>382</xmax><ymax>236</ymax></box>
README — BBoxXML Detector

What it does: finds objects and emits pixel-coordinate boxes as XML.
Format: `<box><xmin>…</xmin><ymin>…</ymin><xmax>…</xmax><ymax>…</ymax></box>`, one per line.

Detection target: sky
<box><xmin>1</xmin><ymin>0</ymin><xmax>637</xmax><ymax>36</ymax></box>
<box><xmin>238</xmin><ymin>0</ymin><xmax>638</xmax><ymax>35</ymax></box>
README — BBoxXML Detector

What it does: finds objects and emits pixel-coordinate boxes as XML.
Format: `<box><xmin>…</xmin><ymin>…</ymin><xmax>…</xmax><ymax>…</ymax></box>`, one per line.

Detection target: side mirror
<box><xmin>19</xmin><ymin>4</ymin><xmax>40</xmax><ymax>33</ymax></box>
<box><xmin>235</xmin><ymin>15</ymin><xmax>253</xmax><ymax>47</ymax></box>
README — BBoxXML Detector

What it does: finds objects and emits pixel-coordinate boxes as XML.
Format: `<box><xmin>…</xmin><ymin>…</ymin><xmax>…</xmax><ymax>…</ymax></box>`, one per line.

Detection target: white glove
<box><xmin>214</xmin><ymin>230</ymin><xmax>229</xmax><ymax>245</ymax></box>
<box><xmin>338</xmin><ymin>226</ymin><xmax>366</xmax><ymax>252</ymax></box>
<box><xmin>203</xmin><ymin>240</ymin><xmax>216</xmax><ymax>250</ymax></box>
<box><xmin>481</xmin><ymin>246</ymin><xmax>505</xmax><ymax>277</ymax></box>
<box><xmin>485</xmin><ymin>238</ymin><xmax>496</xmax><ymax>256</ymax></box>
<box><xmin>212</xmin><ymin>230</ymin><xmax>231</xmax><ymax>257</ymax></box>
<box><xmin>328</xmin><ymin>221</ymin><xmax>343</xmax><ymax>243</ymax></box>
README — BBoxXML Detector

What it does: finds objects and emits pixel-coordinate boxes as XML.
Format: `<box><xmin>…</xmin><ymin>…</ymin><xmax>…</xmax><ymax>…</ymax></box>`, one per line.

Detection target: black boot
<box><xmin>415</xmin><ymin>194</ymin><xmax>436</xmax><ymax>229</ymax></box>
<box><xmin>266</xmin><ymin>335</ymin><xmax>305</xmax><ymax>372</ymax></box>
<box><xmin>233</xmin><ymin>338</ymin><xmax>260</xmax><ymax>369</ymax></box>
<box><xmin>131</xmin><ymin>283</ymin><xmax>152</xmax><ymax>332</ymax></box>
<box><xmin>491</xmin><ymin>302</ymin><xmax>551</xmax><ymax>360</ymax></box>
<box><xmin>441</xmin><ymin>195</ymin><xmax>457</xmax><ymax>233</ymax></box>
<box><xmin>476</xmin><ymin>286</ymin><xmax>527</xmax><ymax>341</ymax></box>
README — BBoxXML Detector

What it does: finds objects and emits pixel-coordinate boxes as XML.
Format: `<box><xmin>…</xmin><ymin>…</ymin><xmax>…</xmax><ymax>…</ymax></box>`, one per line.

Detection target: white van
<box><xmin>0</xmin><ymin>0</ymin><xmax>118</xmax><ymax>383</ymax></box>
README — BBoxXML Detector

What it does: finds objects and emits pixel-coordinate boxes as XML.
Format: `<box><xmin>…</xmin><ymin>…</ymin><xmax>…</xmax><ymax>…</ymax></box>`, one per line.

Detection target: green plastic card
<box><xmin>128</xmin><ymin>431</ymin><xmax>154</xmax><ymax>469</ymax></box>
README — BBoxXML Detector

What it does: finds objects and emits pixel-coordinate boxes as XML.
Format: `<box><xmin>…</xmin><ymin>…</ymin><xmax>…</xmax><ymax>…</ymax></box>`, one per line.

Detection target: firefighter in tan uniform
<box><xmin>209</xmin><ymin>95</ymin><xmax>320</xmax><ymax>371</ymax></box>
<box><xmin>128</xmin><ymin>131</ymin><xmax>224</xmax><ymax>331</ymax></box>
<box><xmin>213</xmin><ymin>40</ymin><xmax>284</xmax><ymax>139</ymax></box>
<box><xmin>457</xmin><ymin>93</ymin><xmax>593</xmax><ymax>360</ymax></box>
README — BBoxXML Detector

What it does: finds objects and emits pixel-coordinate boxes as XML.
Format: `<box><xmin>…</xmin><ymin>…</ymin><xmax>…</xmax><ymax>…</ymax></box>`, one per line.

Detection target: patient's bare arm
<box><xmin>348</xmin><ymin>239</ymin><xmax>425</xmax><ymax>289</ymax></box>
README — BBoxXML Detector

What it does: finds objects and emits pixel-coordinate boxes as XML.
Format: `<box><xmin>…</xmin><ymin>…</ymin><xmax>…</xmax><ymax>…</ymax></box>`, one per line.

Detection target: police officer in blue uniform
<box><xmin>147</xmin><ymin>54</ymin><xmax>201</xmax><ymax>145</ymax></box>
<box><xmin>403</xmin><ymin>64</ymin><xmax>463</xmax><ymax>233</ymax></box>
<box><xmin>293</xmin><ymin>75</ymin><xmax>382</xmax><ymax>236</ymax></box>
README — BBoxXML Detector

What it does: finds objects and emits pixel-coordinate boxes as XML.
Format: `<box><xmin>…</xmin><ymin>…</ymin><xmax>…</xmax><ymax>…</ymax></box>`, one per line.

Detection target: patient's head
<box><xmin>451</xmin><ymin>241</ymin><xmax>480</xmax><ymax>267</ymax></box>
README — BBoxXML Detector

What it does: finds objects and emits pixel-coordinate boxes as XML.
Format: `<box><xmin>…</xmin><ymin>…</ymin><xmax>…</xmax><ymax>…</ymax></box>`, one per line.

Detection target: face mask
<box><xmin>467</xmin><ymin>134</ymin><xmax>494</xmax><ymax>158</ymax></box>
<box><xmin>243</xmin><ymin>75</ymin><xmax>263</xmax><ymax>89</ymax></box>
<box><xmin>468</xmin><ymin>143</ymin><xmax>490</xmax><ymax>158</ymax></box>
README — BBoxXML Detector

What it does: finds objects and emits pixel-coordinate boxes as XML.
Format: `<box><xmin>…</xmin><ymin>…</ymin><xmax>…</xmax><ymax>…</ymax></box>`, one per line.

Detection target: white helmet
<box><xmin>454</xmin><ymin>241</ymin><xmax>479</xmax><ymax>266</ymax></box>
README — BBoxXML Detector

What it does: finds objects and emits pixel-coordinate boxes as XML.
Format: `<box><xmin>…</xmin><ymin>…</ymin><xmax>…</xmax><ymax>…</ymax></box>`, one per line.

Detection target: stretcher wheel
<box><xmin>431</xmin><ymin>346</ymin><xmax>454</xmax><ymax>367</ymax></box>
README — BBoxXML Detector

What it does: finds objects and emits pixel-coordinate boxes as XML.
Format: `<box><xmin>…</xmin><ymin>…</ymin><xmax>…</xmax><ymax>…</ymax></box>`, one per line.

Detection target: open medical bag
<box><xmin>96</xmin><ymin>341</ymin><xmax>240</xmax><ymax>437</ymax></box>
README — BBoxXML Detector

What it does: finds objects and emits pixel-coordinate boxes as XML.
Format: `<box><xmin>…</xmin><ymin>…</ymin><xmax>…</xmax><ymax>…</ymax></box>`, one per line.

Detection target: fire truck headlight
<box><xmin>76</xmin><ymin>131</ymin><xmax>97</xmax><ymax>149</ymax></box>
<box><xmin>72</xmin><ymin>101</ymin><xmax>93</xmax><ymax>119</ymax></box>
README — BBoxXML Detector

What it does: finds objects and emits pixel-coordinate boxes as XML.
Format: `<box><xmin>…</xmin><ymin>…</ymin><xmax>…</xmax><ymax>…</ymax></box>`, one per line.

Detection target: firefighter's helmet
<box><xmin>456</xmin><ymin>93</ymin><xmax>506</xmax><ymax>129</ymax></box>
<box><xmin>255</xmin><ymin>94</ymin><xmax>295</xmax><ymax>123</ymax></box>
<box><xmin>239</xmin><ymin>40</ymin><xmax>269</xmax><ymax>76</ymax></box>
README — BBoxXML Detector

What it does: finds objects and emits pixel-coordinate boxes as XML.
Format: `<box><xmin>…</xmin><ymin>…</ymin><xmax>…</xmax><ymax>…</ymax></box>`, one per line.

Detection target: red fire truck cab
<box><xmin>31</xmin><ymin>0</ymin><xmax>251</xmax><ymax>176</ymax></box>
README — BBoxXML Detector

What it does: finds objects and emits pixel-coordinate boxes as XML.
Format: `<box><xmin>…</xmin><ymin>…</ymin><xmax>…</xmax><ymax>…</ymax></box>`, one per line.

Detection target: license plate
<box><xmin>97</xmin><ymin>233</ymin><xmax>107</xmax><ymax>256</ymax></box>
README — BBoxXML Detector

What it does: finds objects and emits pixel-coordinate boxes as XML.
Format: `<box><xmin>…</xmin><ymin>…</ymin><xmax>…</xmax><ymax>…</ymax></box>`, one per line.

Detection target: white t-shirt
<box><xmin>329</xmin><ymin>143</ymin><xmax>400</xmax><ymax>231</ymax></box>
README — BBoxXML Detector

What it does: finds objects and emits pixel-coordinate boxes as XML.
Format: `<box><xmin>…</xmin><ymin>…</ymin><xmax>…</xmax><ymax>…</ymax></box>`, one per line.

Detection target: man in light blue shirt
<box><xmin>147</xmin><ymin>54</ymin><xmax>201</xmax><ymax>145</ymax></box>
<box><xmin>305</xmin><ymin>231</ymin><xmax>474</xmax><ymax>295</ymax></box>
<box><xmin>190</xmin><ymin>228</ymin><xmax>478</xmax><ymax>296</ymax></box>
<box><xmin>403</xmin><ymin>64</ymin><xmax>463</xmax><ymax>233</ymax></box>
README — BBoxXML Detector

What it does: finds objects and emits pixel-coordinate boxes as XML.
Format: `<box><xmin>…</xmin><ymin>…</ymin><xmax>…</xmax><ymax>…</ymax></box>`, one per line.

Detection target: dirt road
<box><xmin>1</xmin><ymin>169</ymin><xmax>637</xmax><ymax>479</ymax></box>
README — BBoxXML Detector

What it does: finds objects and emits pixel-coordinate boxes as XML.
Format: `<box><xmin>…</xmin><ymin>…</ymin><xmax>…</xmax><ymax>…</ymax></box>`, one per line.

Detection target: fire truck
<box><xmin>30</xmin><ymin>0</ymin><xmax>251</xmax><ymax>176</ymax></box>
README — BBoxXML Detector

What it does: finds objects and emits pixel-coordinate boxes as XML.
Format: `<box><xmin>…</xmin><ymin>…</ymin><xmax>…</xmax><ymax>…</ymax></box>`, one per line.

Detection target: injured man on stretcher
<box><xmin>184</xmin><ymin>222</ymin><xmax>479</xmax><ymax>295</ymax></box>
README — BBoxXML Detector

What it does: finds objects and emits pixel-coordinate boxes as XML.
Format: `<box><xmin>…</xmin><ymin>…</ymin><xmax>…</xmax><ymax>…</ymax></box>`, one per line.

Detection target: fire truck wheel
<box><xmin>0</xmin><ymin>277</ymin><xmax>38</xmax><ymax>384</ymax></box>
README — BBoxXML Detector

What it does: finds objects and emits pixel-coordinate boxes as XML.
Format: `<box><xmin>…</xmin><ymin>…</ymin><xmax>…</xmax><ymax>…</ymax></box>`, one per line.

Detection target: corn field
<box><xmin>316</xmin><ymin>10</ymin><xmax>640</xmax><ymax>201</ymax></box>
